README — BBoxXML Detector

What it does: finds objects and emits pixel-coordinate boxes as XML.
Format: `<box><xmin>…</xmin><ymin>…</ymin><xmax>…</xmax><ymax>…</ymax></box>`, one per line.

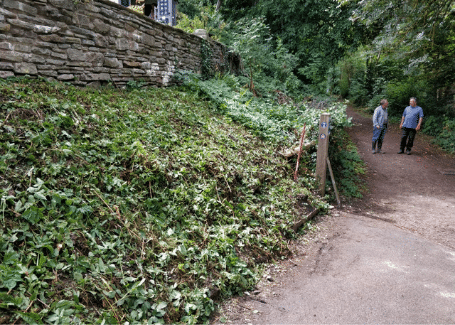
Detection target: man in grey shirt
<box><xmin>372</xmin><ymin>99</ymin><xmax>389</xmax><ymax>154</ymax></box>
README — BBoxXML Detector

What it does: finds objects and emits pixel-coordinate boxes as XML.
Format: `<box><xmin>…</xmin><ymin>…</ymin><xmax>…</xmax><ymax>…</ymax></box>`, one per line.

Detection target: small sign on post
<box><xmin>316</xmin><ymin>113</ymin><xmax>330</xmax><ymax>195</ymax></box>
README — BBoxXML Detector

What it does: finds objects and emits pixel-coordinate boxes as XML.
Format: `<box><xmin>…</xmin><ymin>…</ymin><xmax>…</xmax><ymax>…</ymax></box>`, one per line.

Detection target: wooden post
<box><xmin>316</xmin><ymin>113</ymin><xmax>330</xmax><ymax>195</ymax></box>
<box><xmin>326</xmin><ymin>157</ymin><xmax>341</xmax><ymax>206</ymax></box>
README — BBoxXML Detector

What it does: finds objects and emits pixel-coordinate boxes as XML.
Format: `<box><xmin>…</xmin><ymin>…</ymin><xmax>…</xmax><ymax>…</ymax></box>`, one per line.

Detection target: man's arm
<box><xmin>399</xmin><ymin>116</ymin><xmax>405</xmax><ymax>129</ymax></box>
<box><xmin>416</xmin><ymin>117</ymin><xmax>423</xmax><ymax>131</ymax></box>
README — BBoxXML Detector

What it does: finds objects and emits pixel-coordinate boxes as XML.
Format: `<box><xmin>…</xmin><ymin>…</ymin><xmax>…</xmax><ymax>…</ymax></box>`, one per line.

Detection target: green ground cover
<box><xmin>0</xmin><ymin>76</ymin><xmax>359</xmax><ymax>324</ymax></box>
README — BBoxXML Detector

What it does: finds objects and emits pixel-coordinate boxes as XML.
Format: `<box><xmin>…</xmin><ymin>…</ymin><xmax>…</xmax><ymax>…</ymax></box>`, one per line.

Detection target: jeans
<box><xmin>372</xmin><ymin>124</ymin><xmax>388</xmax><ymax>148</ymax></box>
<box><xmin>400</xmin><ymin>127</ymin><xmax>416</xmax><ymax>151</ymax></box>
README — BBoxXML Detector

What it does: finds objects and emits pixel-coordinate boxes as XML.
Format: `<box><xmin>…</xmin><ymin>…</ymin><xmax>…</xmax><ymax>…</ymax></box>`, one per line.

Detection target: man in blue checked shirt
<box><xmin>398</xmin><ymin>97</ymin><xmax>424</xmax><ymax>155</ymax></box>
<box><xmin>372</xmin><ymin>99</ymin><xmax>389</xmax><ymax>154</ymax></box>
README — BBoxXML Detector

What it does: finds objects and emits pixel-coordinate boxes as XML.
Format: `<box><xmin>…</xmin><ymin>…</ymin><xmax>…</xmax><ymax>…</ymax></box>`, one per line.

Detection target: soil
<box><xmin>211</xmin><ymin>106</ymin><xmax>455</xmax><ymax>324</ymax></box>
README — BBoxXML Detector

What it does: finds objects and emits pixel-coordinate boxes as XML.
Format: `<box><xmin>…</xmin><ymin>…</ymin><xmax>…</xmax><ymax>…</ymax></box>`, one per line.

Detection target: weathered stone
<box><xmin>0</xmin><ymin>62</ymin><xmax>13</xmax><ymax>70</ymax></box>
<box><xmin>67</xmin><ymin>49</ymin><xmax>86</xmax><ymax>61</ymax></box>
<box><xmin>34</xmin><ymin>25</ymin><xmax>60</xmax><ymax>34</ymax></box>
<box><xmin>15</xmin><ymin>44</ymin><xmax>31</xmax><ymax>52</ymax></box>
<box><xmin>57</xmin><ymin>74</ymin><xmax>74</xmax><ymax>81</ymax></box>
<box><xmin>86</xmin><ymin>52</ymin><xmax>104</xmax><ymax>67</ymax></box>
<box><xmin>51</xmin><ymin>52</ymin><xmax>67</xmax><ymax>60</ymax></box>
<box><xmin>0</xmin><ymin>50</ymin><xmax>22</xmax><ymax>62</ymax></box>
<box><xmin>0</xmin><ymin>8</ymin><xmax>17</xmax><ymax>19</ymax></box>
<box><xmin>14</xmin><ymin>62</ymin><xmax>37</xmax><ymax>74</ymax></box>
<box><xmin>132</xmin><ymin>69</ymin><xmax>145</xmax><ymax>74</ymax></box>
<box><xmin>0</xmin><ymin>70</ymin><xmax>14</xmax><ymax>78</ymax></box>
<box><xmin>110</xmin><ymin>26</ymin><xmax>124</xmax><ymax>38</ymax></box>
<box><xmin>142</xmin><ymin>34</ymin><xmax>155</xmax><ymax>47</ymax></box>
<box><xmin>67</xmin><ymin>61</ymin><xmax>91</xmax><ymax>67</ymax></box>
<box><xmin>38</xmin><ymin>70</ymin><xmax>58</xmax><ymax>77</ymax></box>
<box><xmin>68</xmin><ymin>26</ymin><xmax>97</xmax><ymax>39</ymax></box>
<box><xmin>92</xmin><ymin>18</ymin><xmax>110</xmax><ymax>34</ymax></box>
<box><xmin>58</xmin><ymin>44</ymin><xmax>71</xmax><ymax>49</ymax></box>
<box><xmin>87</xmin><ymin>81</ymin><xmax>101</xmax><ymax>88</ymax></box>
<box><xmin>123</xmin><ymin>61</ymin><xmax>141</xmax><ymax>68</ymax></box>
<box><xmin>32</xmin><ymin>47</ymin><xmax>50</xmax><ymax>56</ymax></box>
<box><xmin>46</xmin><ymin>59</ymin><xmax>65</xmax><ymax>66</ymax></box>
<box><xmin>29</xmin><ymin>55</ymin><xmax>46</xmax><ymax>64</ymax></box>
<box><xmin>0</xmin><ymin>41</ymin><xmax>12</xmax><ymax>50</ymax></box>
<box><xmin>141</xmin><ymin>62</ymin><xmax>151</xmax><ymax>69</ymax></box>
<box><xmin>7</xmin><ymin>19</ymin><xmax>34</xmax><ymax>30</ymax></box>
<box><xmin>4</xmin><ymin>0</ymin><xmax>38</xmax><ymax>16</ymax></box>
<box><xmin>0</xmin><ymin>15</ymin><xmax>4</xmax><ymax>22</ymax></box>
<box><xmin>94</xmin><ymin>35</ymin><xmax>107</xmax><ymax>47</ymax></box>
<box><xmin>48</xmin><ymin>0</ymin><xmax>75</xmax><ymax>11</ymax></box>
<box><xmin>92</xmin><ymin>67</ymin><xmax>109</xmax><ymax>73</ymax></box>
<box><xmin>103</xmin><ymin>57</ymin><xmax>123</xmax><ymax>68</ymax></box>
<box><xmin>65</xmin><ymin>37</ymin><xmax>81</xmax><ymax>44</ymax></box>
<box><xmin>73</xmin><ymin>14</ymin><xmax>91</xmax><ymax>28</ymax></box>
<box><xmin>39</xmin><ymin>34</ymin><xmax>63</xmax><ymax>43</ymax></box>
<box><xmin>81</xmin><ymin>39</ymin><xmax>95</xmax><ymax>46</ymax></box>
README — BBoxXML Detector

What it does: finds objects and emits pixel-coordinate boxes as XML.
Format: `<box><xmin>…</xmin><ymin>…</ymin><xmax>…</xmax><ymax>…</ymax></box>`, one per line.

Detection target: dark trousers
<box><xmin>400</xmin><ymin>127</ymin><xmax>417</xmax><ymax>151</ymax></box>
<box><xmin>144</xmin><ymin>4</ymin><xmax>153</xmax><ymax>17</ymax></box>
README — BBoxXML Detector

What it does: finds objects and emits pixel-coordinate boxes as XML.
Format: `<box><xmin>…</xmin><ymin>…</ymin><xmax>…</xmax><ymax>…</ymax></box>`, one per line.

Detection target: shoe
<box><xmin>397</xmin><ymin>150</ymin><xmax>404</xmax><ymax>154</ymax></box>
<box><xmin>372</xmin><ymin>149</ymin><xmax>376</xmax><ymax>154</ymax></box>
<box><xmin>376</xmin><ymin>149</ymin><xmax>381</xmax><ymax>154</ymax></box>
<box><xmin>406</xmin><ymin>150</ymin><xmax>411</xmax><ymax>155</ymax></box>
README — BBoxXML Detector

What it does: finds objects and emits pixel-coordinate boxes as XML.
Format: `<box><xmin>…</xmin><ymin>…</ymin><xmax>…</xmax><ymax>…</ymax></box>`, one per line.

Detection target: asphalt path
<box><xmin>213</xmin><ymin>107</ymin><xmax>455</xmax><ymax>324</ymax></box>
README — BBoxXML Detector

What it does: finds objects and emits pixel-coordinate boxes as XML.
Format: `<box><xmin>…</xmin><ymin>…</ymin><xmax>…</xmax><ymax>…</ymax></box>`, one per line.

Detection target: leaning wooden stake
<box><xmin>294</xmin><ymin>123</ymin><xmax>307</xmax><ymax>182</ymax></box>
<box><xmin>292</xmin><ymin>208</ymin><xmax>320</xmax><ymax>232</ymax></box>
<box><xmin>326</xmin><ymin>157</ymin><xmax>341</xmax><ymax>206</ymax></box>
<box><xmin>315</xmin><ymin>114</ymin><xmax>330</xmax><ymax>195</ymax></box>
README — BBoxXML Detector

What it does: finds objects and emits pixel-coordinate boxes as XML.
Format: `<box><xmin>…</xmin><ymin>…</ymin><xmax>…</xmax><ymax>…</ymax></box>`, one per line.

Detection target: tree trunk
<box><xmin>216</xmin><ymin>0</ymin><xmax>223</xmax><ymax>12</ymax></box>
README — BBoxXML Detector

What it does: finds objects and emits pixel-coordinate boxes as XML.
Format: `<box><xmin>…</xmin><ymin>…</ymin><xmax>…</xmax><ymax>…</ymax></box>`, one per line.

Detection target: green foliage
<box><xmin>0</xmin><ymin>77</ymin><xmax>344</xmax><ymax>324</ymax></box>
<box><xmin>200</xmin><ymin>39</ymin><xmax>213</xmax><ymax>80</ymax></box>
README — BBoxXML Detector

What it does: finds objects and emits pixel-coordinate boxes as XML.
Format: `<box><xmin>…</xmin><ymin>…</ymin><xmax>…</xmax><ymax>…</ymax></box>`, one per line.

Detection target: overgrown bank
<box><xmin>0</xmin><ymin>77</ymin><xmax>358</xmax><ymax>324</ymax></box>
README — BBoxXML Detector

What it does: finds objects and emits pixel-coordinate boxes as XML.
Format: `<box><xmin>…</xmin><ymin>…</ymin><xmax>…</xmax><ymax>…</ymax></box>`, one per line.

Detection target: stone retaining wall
<box><xmin>0</xmin><ymin>0</ymin><xmax>236</xmax><ymax>87</ymax></box>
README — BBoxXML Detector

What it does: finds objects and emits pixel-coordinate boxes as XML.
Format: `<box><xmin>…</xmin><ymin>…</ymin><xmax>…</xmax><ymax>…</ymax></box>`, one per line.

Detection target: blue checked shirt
<box><xmin>373</xmin><ymin>105</ymin><xmax>388</xmax><ymax>128</ymax></box>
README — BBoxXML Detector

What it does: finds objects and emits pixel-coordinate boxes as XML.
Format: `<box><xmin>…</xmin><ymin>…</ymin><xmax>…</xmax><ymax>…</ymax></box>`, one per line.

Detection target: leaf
<box><xmin>21</xmin><ymin>207</ymin><xmax>43</xmax><ymax>225</ymax></box>
<box><xmin>14</xmin><ymin>311</ymin><xmax>44</xmax><ymax>325</ymax></box>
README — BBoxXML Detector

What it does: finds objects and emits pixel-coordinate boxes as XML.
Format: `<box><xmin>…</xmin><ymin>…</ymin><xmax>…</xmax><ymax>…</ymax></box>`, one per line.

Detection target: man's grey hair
<box><xmin>410</xmin><ymin>97</ymin><xmax>417</xmax><ymax>103</ymax></box>
<box><xmin>380</xmin><ymin>99</ymin><xmax>388</xmax><ymax>106</ymax></box>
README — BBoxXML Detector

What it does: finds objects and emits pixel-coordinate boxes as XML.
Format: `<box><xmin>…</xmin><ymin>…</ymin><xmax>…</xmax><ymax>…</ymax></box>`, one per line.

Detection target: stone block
<box><xmin>0</xmin><ymin>50</ymin><xmax>22</xmax><ymax>62</ymax></box>
<box><xmin>69</xmin><ymin>26</ymin><xmax>97</xmax><ymax>40</ymax></box>
<box><xmin>92</xmin><ymin>67</ymin><xmax>109</xmax><ymax>73</ymax></box>
<box><xmin>67</xmin><ymin>48</ymin><xmax>86</xmax><ymax>61</ymax></box>
<box><xmin>103</xmin><ymin>57</ymin><xmax>122</xmax><ymax>68</ymax></box>
<box><xmin>58</xmin><ymin>44</ymin><xmax>71</xmax><ymax>49</ymax></box>
<box><xmin>65</xmin><ymin>37</ymin><xmax>82</xmax><ymax>44</ymax></box>
<box><xmin>14</xmin><ymin>62</ymin><xmax>37</xmax><ymax>75</ymax></box>
<box><xmin>0</xmin><ymin>23</ymin><xmax>9</xmax><ymax>32</ymax></box>
<box><xmin>14</xmin><ymin>44</ymin><xmax>30</xmax><ymax>53</ymax></box>
<box><xmin>132</xmin><ymin>69</ymin><xmax>145</xmax><ymax>74</ymax></box>
<box><xmin>29</xmin><ymin>55</ymin><xmax>46</xmax><ymax>64</ymax></box>
<box><xmin>0</xmin><ymin>70</ymin><xmax>14</xmax><ymax>78</ymax></box>
<box><xmin>57</xmin><ymin>74</ymin><xmax>74</xmax><ymax>81</ymax></box>
<box><xmin>4</xmin><ymin>0</ymin><xmax>37</xmax><ymax>16</ymax></box>
<box><xmin>67</xmin><ymin>61</ymin><xmax>91</xmax><ymax>67</ymax></box>
<box><xmin>86</xmin><ymin>52</ymin><xmax>105</xmax><ymax>67</ymax></box>
<box><xmin>7</xmin><ymin>19</ymin><xmax>34</xmax><ymax>30</ymax></box>
<box><xmin>49</xmin><ymin>0</ymin><xmax>75</xmax><ymax>11</ymax></box>
<box><xmin>124</xmin><ymin>61</ymin><xmax>141</xmax><ymax>68</ymax></box>
<box><xmin>46</xmin><ymin>58</ymin><xmax>65</xmax><ymax>66</ymax></box>
<box><xmin>38</xmin><ymin>70</ymin><xmax>58</xmax><ymax>77</ymax></box>
<box><xmin>0</xmin><ymin>42</ymin><xmax>12</xmax><ymax>50</ymax></box>
<box><xmin>34</xmin><ymin>25</ymin><xmax>60</xmax><ymax>34</ymax></box>
<box><xmin>0</xmin><ymin>8</ymin><xmax>17</xmax><ymax>19</ymax></box>
<box><xmin>0</xmin><ymin>62</ymin><xmax>13</xmax><ymax>70</ymax></box>
<box><xmin>142</xmin><ymin>34</ymin><xmax>155</xmax><ymax>47</ymax></box>
<box><xmin>40</xmin><ymin>34</ymin><xmax>64</xmax><ymax>43</ymax></box>
<box><xmin>51</xmin><ymin>52</ymin><xmax>67</xmax><ymax>60</ymax></box>
<box><xmin>82</xmin><ymin>39</ymin><xmax>95</xmax><ymax>46</ymax></box>
<box><xmin>92</xmin><ymin>18</ymin><xmax>110</xmax><ymax>34</ymax></box>
<box><xmin>95</xmin><ymin>36</ymin><xmax>107</xmax><ymax>47</ymax></box>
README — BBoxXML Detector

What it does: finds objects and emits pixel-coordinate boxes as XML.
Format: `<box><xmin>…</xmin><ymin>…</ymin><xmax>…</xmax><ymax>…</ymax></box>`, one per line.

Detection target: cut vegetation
<box><xmin>0</xmin><ymin>76</ymin><xmax>361</xmax><ymax>324</ymax></box>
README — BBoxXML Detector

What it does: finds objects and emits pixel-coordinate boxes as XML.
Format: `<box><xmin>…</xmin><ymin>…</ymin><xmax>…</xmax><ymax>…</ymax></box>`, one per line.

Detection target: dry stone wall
<box><xmin>0</xmin><ymin>0</ymin><xmax>234</xmax><ymax>87</ymax></box>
